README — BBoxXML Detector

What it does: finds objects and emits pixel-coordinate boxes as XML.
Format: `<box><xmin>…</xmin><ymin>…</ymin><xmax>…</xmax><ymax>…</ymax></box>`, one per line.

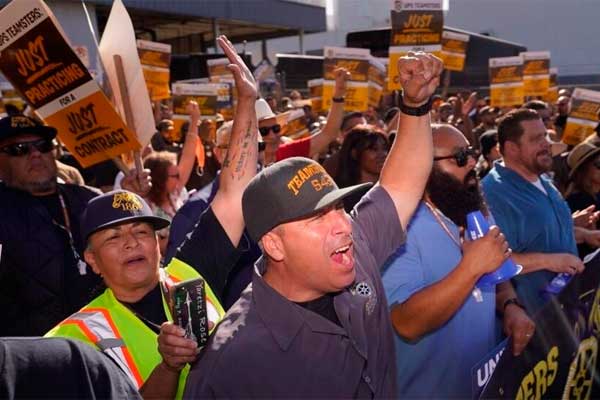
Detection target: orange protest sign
<box><xmin>545</xmin><ymin>68</ymin><xmax>559</xmax><ymax>103</ymax></box>
<box><xmin>0</xmin><ymin>0</ymin><xmax>139</xmax><ymax>167</ymax></box>
<box><xmin>171</xmin><ymin>82</ymin><xmax>218</xmax><ymax>137</ymax></box>
<box><xmin>388</xmin><ymin>0</ymin><xmax>443</xmax><ymax>90</ymax></box>
<box><xmin>323</xmin><ymin>46</ymin><xmax>370</xmax><ymax>112</ymax></box>
<box><xmin>562</xmin><ymin>88</ymin><xmax>600</xmax><ymax>145</ymax></box>
<box><xmin>520</xmin><ymin>51</ymin><xmax>550</xmax><ymax>98</ymax></box>
<box><xmin>137</xmin><ymin>39</ymin><xmax>171</xmax><ymax>101</ymax></box>
<box><xmin>368</xmin><ymin>58</ymin><xmax>386</xmax><ymax>108</ymax></box>
<box><xmin>284</xmin><ymin>108</ymin><xmax>310</xmax><ymax>140</ymax></box>
<box><xmin>489</xmin><ymin>56</ymin><xmax>524</xmax><ymax>108</ymax></box>
<box><xmin>440</xmin><ymin>30</ymin><xmax>469</xmax><ymax>72</ymax></box>
<box><xmin>308</xmin><ymin>78</ymin><xmax>323</xmax><ymax>113</ymax></box>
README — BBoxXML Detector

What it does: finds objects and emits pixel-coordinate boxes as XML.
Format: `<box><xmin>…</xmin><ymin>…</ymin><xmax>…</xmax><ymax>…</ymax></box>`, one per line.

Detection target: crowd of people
<box><xmin>0</xmin><ymin>34</ymin><xmax>597</xmax><ymax>399</ymax></box>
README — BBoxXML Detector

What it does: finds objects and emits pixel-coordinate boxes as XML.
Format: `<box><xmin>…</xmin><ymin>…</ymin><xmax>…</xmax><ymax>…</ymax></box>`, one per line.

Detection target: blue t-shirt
<box><xmin>382</xmin><ymin>203</ymin><xmax>497</xmax><ymax>398</ymax></box>
<box><xmin>482</xmin><ymin>162</ymin><xmax>577</xmax><ymax>313</ymax></box>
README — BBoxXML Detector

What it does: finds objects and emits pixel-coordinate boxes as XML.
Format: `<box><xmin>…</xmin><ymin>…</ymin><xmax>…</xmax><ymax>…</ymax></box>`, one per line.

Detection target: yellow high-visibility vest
<box><xmin>45</xmin><ymin>259</ymin><xmax>225</xmax><ymax>399</ymax></box>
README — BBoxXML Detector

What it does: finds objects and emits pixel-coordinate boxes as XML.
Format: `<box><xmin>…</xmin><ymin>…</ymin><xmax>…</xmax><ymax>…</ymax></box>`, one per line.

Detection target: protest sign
<box><xmin>489</xmin><ymin>56</ymin><xmax>524</xmax><ymax>108</ymax></box>
<box><xmin>481</xmin><ymin>250</ymin><xmax>600</xmax><ymax>399</ymax></box>
<box><xmin>562</xmin><ymin>88</ymin><xmax>600</xmax><ymax>145</ymax></box>
<box><xmin>441</xmin><ymin>30</ymin><xmax>469</xmax><ymax>72</ymax></box>
<box><xmin>137</xmin><ymin>39</ymin><xmax>171</xmax><ymax>101</ymax></box>
<box><xmin>388</xmin><ymin>0</ymin><xmax>443</xmax><ymax>91</ymax></box>
<box><xmin>284</xmin><ymin>108</ymin><xmax>310</xmax><ymax>140</ymax></box>
<box><xmin>520</xmin><ymin>51</ymin><xmax>550</xmax><ymax>98</ymax></box>
<box><xmin>0</xmin><ymin>0</ymin><xmax>140</xmax><ymax>167</ymax></box>
<box><xmin>545</xmin><ymin>67</ymin><xmax>559</xmax><ymax>103</ymax></box>
<box><xmin>308</xmin><ymin>78</ymin><xmax>323</xmax><ymax>113</ymax></box>
<box><xmin>322</xmin><ymin>46</ymin><xmax>370</xmax><ymax>112</ymax></box>
<box><xmin>171</xmin><ymin>82</ymin><xmax>218</xmax><ymax>140</ymax></box>
<box><xmin>99</xmin><ymin>0</ymin><xmax>155</xmax><ymax>147</ymax></box>
<box><xmin>207</xmin><ymin>58</ymin><xmax>235</xmax><ymax>120</ymax></box>
<box><xmin>368</xmin><ymin>57</ymin><xmax>386</xmax><ymax>108</ymax></box>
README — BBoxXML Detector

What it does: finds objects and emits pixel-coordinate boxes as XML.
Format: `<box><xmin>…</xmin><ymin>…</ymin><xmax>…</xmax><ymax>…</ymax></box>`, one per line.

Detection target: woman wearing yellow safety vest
<box><xmin>46</xmin><ymin>35</ymin><xmax>259</xmax><ymax>400</ymax></box>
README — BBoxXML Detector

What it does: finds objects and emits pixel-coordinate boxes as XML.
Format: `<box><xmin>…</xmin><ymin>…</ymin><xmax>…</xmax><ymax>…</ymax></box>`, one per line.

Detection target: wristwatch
<box><xmin>332</xmin><ymin>96</ymin><xmax>345</xmax><ymax>103</ymax></box>
<box><xmin>399</xmin><ymin>93</ymin><xmax>432</xmax><ymax>116</ymax></box>
<box><xmin>503</xmin><ymin>297</ymin><xmax>525</xmax><ymax>312</ymax></box>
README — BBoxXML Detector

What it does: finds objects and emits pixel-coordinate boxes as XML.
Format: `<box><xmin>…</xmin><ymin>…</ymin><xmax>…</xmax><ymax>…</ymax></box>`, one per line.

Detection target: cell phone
<box><xmin>171</xmin><ymin>278</ymin><xmax>210</xmax><ymax>346</ymax></box>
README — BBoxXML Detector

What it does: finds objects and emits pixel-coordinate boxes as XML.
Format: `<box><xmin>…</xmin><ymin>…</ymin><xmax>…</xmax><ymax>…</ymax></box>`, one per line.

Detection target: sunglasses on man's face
<box><xmin>434</xmin><ymin>146</ymin><xmax>479</xmax><ymax>167</ymax></box>
<box><xmin>0</xmin><ymin>138</ymin><xmax>54</xmax><ymax>157</ymax></box>
<box><xmin>259</xmin><ymin>124</ymin><xmax>281</xmax><ymax>137</ymax></box>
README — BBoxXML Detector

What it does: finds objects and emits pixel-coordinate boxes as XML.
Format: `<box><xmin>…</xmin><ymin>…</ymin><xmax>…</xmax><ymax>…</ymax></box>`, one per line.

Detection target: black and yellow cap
<box><xmin>81</xmin><ymin>190</ymin><xmax>170</xmax><ymax>241</ymax></box>
<box><xmin>242</xmin><ymin>157</ymin><xmax>371</xmax><ymax>242</ymax></box>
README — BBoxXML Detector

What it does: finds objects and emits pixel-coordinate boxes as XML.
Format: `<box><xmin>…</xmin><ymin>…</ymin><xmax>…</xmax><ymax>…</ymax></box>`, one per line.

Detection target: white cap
<box><xmin>255</xmin><ymin>98</ymin><xmax>276</xmax><ymax>121</ymax></box>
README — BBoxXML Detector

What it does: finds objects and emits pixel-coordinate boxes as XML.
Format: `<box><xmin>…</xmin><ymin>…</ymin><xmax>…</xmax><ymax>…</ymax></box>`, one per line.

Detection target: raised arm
<box><xmin>308</xmin><ymin>67</ymin><xmax>350</xmax><ymax>157</ymax></box>
<box><xmin>175</xmin><ymin>101</ymin><xmax>201</xmax><ymax>192</ymax></box>
<box><xmin>210</xmin><ymin>36</ymin><xmax>258</xmax><ymax>246</ymax></box>
<box><xmin>379</xmin><ymin>52</ymin><xmax>443</xmax><ymax>229</ymax></box>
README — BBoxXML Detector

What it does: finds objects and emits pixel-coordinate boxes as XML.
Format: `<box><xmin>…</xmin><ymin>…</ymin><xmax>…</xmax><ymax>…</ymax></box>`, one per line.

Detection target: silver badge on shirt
<box><xmin>351</xmin><ymin>281</ymin><xmax>377</xmax><ymax>315</ymax></box>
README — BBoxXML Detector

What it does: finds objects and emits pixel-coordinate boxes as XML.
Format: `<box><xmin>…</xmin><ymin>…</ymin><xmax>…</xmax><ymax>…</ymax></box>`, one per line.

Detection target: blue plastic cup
<box><xmin>466</xmin><ymin>211</ymin><xmax>522</xmax><ymax>287</ymax></box>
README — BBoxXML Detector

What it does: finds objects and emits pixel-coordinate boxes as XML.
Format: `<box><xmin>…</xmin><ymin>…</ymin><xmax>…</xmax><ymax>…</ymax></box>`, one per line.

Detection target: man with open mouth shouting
<box><xmin>183</xmin><ymin>52</ymin><xmax>443</xmax><ymax>398</ymax></box>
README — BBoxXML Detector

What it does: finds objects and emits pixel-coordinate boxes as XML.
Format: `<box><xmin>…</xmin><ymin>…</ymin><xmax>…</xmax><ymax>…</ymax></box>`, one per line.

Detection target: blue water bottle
<box><xmin>466</xmin><ymin>211</ymin><xmax>523</xmax><ymax>287</ymax></box>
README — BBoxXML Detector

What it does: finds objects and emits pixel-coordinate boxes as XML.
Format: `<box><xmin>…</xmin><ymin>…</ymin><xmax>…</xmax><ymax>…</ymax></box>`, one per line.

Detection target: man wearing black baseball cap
<box><xmin>185</xmin><ymin>51</ymin><xmax>444</xmax><ymax>398</ymax></box>
<box><xmin>46</xmin><ymin>35</ymin><xmax>259</xmax><ymax>399</ymax></box>
<box><xmin>0</xmin><ymin>114</ymin><xmax>105</xmax><ymax>337</ymax></box>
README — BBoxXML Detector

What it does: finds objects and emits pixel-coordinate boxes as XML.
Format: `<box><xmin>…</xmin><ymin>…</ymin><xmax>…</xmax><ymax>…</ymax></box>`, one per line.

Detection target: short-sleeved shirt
<box><xmin>482</xmin><ymin>162</ymin><xmax>577</xmax><ymax>313</ymax></box>
<box><xmin>276</xmin><ymin>136</ymin><xmax>311</xmax><ymax>161</ymax></box>
<box><xmin>184</xmin><ymin>186</ymin><xmax>404</xmax><ymax>399</ymax></box>
<box><xmin>382</xmin><ymin>203</ymin><xmax>497</xmax><ymax>398</ymax></box>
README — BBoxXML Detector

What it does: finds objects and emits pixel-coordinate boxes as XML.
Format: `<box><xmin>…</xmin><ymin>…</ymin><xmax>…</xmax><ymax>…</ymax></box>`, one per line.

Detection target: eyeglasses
<box><xmin>259</xmin><ymin>124</ymin><xmax>281</xmax><ymax>137</ymax></box>
<box><xmin>0</xmin><ymin>138</ymin><xmax>54</xmax><ymax>157</ymax></box>
<box><xmin>434</xmin><ymin>146</ymin><xmax>479</xmax><ymax>167</ymax></box>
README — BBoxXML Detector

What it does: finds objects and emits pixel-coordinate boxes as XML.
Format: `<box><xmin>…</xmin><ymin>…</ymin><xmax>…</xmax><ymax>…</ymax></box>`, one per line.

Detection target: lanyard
<box><xmin>53</xmin><ymin>191</ymin><xmax>87</xmax><ymax>275</ymax></box>
<box><xmin>423</xmin><ymin>201</ymin><xmax>483</xmax><ymax>303</ymax></box>
<box><xmin>424</xmin><ymin>201</ymin><xmax>462</xmax><ymax>250</ymax></box>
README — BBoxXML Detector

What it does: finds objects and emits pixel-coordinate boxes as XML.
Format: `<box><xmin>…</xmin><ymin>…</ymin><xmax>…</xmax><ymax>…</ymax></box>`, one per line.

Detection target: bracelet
<box><xmin>399</xmin><ymin>94</ymin><xmax>432</xmax><ymax>116</ymax></box>
<box><xmin>503</xmin><ymin>298</ymin><xmax>525</xmax><ymax>312</ymax></box>
<box><xmin>332</xmin><ymin>96</ymin><xmax>345</xmax><ymax>103</ymax></box>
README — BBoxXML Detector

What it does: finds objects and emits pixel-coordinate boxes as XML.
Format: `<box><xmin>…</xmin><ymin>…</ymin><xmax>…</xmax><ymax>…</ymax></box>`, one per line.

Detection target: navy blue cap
<box><xmin>0</xmin><ymin>115</ymin><xmax>57</xmax><ymax>142</ymax></box>
<box><xmin>81</xmin><ymin>190</ymin><xmax>170</xmax><ymax>241</ymax></box>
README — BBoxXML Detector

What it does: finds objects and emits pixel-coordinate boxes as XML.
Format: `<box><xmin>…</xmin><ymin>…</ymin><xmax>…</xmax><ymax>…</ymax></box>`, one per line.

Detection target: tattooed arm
<box><xmin>210</xmin><ymin>36</ymin><xmax>259</xmax><ymax>246</ymax></box>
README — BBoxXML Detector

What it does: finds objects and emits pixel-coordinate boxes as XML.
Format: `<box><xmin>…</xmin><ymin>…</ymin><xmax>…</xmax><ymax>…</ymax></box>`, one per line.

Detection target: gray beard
<box><xmin>4</xmin><ymin>166</ymin><xmax>57</xmax><ymax>195</ymax></box>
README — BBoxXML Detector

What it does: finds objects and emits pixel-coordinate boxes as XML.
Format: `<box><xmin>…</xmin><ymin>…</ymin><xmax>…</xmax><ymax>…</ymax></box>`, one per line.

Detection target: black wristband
<box><xmin>503</xmin><ymin>297</ymin><xmax>525</xmax><ymax>312</ymax></box>
<box><xmin>332</xmin><ymin>96</ymin><xmax>345</xmax><ymax>103</ymax></box>
<box><xmin>399</xmin><ymin>94</ymin><xmax>432</xmax><ymax>116</ymax></box>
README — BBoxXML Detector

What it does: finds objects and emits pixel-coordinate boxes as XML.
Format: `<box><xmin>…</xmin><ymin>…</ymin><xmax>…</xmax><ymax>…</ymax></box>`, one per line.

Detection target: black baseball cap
<box><xmin>242</xmin><ymin>157</ymin><xmax>371</xmax><ymax>242</ymax></box>
<box><xmin>81</xmin><ymin>190</ymin><xmax>170</xmax><ymax>241</ymax></box>
<box><xmin>0</xmin><ymin>115</ymin><xmax>57</xmax><ymax>142</ymax></box>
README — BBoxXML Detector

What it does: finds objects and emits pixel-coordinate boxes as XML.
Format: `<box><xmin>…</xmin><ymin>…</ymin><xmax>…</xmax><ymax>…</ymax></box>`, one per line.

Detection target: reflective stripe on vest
<box><xmin>62</xmin><ymin>307</ymin><xmax>144</xmax><ymax>388</ymax></box>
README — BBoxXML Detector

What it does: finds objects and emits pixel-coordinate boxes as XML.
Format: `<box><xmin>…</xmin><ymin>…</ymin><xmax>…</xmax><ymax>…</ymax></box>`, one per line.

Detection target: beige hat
<box><xmin>567</xmin><ymin>141</ymin><xmax>600</xmax><ymax>179</ymax></box>
<box><xmin>255</xmin><ymin>98</ymin><xmax>276</xmax><ymax>121</ymax></box>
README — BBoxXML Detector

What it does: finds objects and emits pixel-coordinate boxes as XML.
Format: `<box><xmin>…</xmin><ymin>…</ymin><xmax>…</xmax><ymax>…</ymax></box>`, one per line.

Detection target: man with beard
<box><xmin>382</xmin><ymin>124</ymin><xmax>535</xmax><ymax>398</ymax></box>
<box><xmin>0</xmin><ymin>115</ymin><xmax>150</xmax><ymax>336</ymax></box>
<box><xmin>482</xmin><ymin>108</ymin><xmax>586</xmax><ymax>314</ymax></box>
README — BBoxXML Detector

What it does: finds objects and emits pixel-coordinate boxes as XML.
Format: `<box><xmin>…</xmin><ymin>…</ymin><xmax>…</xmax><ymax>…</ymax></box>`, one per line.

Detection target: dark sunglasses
<box><xmin>0</xmin><ymin>138</ymin><xmax>54</xmax><ymax>157</ymax></box>
<box><xmin>434</xmin><ymin>146</ymin><xmax>479</xmax><ymax>167</ymax></box>
<box><xmin>259</xmin><ymin>124</ymin><xmax>281</xmax><ymax>137</ymax></box>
